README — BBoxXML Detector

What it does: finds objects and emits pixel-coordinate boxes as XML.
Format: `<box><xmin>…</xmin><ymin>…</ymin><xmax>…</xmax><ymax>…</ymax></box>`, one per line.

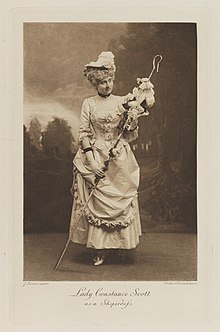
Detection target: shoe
<box><xmin>93</xmin><ymin>254</ymin><xmax>105</xmax><ymax>266</ymax></box>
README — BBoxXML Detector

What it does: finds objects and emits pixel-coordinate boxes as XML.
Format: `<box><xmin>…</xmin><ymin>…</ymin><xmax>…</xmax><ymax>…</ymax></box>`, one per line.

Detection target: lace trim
<box><xmin>84</xmin><ymin>208</ymin><xmax>133</xmax><ymax>230</ymax></box>
<box><xmin>72</xmin><ymin>177</ymin><xmax>137</xmax><ymax>230</ymax></box>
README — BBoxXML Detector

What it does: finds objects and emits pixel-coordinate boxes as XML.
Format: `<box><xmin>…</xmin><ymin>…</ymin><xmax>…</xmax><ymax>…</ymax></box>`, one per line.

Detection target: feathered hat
<box><xmin>84</xmin><ymin>51</ymin><xmax>116</xmax><ymax>72</ymax></box>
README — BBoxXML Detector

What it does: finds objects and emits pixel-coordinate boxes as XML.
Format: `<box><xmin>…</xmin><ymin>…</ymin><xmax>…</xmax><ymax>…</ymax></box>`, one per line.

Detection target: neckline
<box><xmin>98</xmin><ymin>92</ymin><xmax>111</xmax><ymax>98</ymax></box>
<box><xmin>91</xmin><ymin>94</ymin><xmax>118</xmax><ymax>111</ymax></box>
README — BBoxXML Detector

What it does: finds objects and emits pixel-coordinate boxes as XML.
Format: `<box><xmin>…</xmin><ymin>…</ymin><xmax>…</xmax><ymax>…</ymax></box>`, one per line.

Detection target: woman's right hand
<box><xmin>89</xmin><ymin>159</ymin><xmax>105</xmax><ymax>178</ymax></box>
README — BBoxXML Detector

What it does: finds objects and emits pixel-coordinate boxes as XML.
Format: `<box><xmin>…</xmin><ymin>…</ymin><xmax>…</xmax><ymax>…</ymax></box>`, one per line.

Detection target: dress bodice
<box><xmin>78</xmin><ymin>94</ymin><xmax>138</xmax><ymax>146</ymax></box>
<box><xmin>88</xmin><ymin>95</ymin><xmax>124</xmax><ymax>141</ymax></box>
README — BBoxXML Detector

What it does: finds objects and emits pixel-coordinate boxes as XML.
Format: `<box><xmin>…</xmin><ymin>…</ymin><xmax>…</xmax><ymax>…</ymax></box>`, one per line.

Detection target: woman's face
<box><xmin>97</xmin><ymin>76</ymin><xmax>114</xmax><ymax>96</ymax></box>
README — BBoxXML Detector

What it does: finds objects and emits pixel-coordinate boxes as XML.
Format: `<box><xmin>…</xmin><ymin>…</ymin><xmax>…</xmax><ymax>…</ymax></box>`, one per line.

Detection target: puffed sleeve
<box><xmin>78</xmin><ymin>99</ymin><xmax>93</xmax><ymax>144</ymax></box>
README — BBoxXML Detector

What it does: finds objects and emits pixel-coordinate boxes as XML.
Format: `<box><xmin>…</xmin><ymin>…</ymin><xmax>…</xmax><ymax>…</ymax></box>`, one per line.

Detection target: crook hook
<box><xmin>148</xmin><ymin>54</ymin><xmax>163</xmax><ymax>80</ymax></box>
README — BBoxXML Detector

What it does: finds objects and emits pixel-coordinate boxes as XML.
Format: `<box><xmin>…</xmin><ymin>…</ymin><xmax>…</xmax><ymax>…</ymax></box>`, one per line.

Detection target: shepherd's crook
<box><xmin>148</xmin><ymin>55</ymin><xmax>163</xmax><ymax>80</ymax></box>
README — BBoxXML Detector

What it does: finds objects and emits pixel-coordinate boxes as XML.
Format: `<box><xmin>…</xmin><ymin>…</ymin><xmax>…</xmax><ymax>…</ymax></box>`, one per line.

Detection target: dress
<box><xmin>69</xmin><ymin>94</ymin><xmax>142</xmax><ymax>249</ymax></box>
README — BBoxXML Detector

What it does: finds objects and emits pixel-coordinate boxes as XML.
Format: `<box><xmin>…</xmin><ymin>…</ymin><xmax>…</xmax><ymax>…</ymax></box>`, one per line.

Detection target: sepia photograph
<box><xmin>23</xmin><ymin>22</ymin><xmax>197</xmax><ymax>282</ymax></box>
<box><xmin>2</xmin><ymin>0</ymin><xmax>220</xmax><ymax>329</ymax></box>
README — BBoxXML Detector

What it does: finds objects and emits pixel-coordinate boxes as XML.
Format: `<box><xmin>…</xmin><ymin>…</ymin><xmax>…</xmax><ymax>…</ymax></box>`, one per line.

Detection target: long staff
<box><xmin>54</xmin><ymin>55</ymin><xmax>162</xmax><ymax>270</ymax></box>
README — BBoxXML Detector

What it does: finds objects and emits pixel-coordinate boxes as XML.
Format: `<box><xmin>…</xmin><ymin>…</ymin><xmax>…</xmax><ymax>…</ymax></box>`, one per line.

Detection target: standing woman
<box><xmin>69</xmin><ymin>51</ymin><xmax>142</xmax><ymax>266</ymax></box>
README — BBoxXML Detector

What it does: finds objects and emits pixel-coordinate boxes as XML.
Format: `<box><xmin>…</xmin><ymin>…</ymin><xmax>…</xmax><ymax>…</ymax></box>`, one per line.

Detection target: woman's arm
<box><xmin>81</xmin><ymin>136</ymin><xmax>105</xmax><ymax>178</ymax></box>
<box><xmin>79</xmin><ymin>101</ymin><xmax>105</xmax><ymax>178</ymax></box>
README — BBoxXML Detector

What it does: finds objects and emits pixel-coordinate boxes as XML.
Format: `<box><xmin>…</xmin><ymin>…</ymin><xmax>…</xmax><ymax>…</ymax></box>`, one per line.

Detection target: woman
<box><xmin>69</xmin><ymin>51</ymin><xmax>142</xmax><ymax>266</ymax></box>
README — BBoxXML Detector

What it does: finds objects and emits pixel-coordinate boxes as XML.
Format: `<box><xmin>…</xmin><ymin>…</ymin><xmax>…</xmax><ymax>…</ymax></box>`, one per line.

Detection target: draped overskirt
<box><xmin>69</xmin><ymin>139</ymin><xmax>142</xmax><ymax>249</ymax></box>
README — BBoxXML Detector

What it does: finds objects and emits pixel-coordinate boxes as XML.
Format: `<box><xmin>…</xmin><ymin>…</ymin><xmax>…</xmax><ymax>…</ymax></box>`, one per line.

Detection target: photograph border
<box><xmin>1</xmin><ymin>1</ymin><xmax>219</xmax><ymax>331</ymax></box>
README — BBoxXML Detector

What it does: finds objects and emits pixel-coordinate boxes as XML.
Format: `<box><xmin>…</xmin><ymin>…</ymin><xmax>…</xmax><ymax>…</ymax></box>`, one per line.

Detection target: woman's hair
<box><xmin>83</xmin><ymin>67</ymin><xmax>115</xmax><ymax>87</ymax></box>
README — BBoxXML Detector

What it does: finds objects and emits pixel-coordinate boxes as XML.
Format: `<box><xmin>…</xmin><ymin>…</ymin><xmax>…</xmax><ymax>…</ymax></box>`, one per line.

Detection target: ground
<box><xmin>24</xmin><ymin>232</ymin><xmax>197</xmax><ymax>281</ymax></box>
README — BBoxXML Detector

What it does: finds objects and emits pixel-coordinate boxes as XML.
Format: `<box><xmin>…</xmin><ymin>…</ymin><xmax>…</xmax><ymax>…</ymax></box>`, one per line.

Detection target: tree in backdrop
<box><xmin>29</xmin><ymin>117</ymin><xmax>42</xmax><ymax>151</ymax></box>
<box><xmin>41</xmin><ymin>117</ymin><xmax>75</xmax><ymax>159</ymax></box>
<box><xmin>109</xmin><ymin>23</ymin><xmax>197</xmax><ymax>229</ymax></box>
<box><xmin>24</xmin><ymin>118</ymin><xmax>75</xmax><ymax>234</ymax></box>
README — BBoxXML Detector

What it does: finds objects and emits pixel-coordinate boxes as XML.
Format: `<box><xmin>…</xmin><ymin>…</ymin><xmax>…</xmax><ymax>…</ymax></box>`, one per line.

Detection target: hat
<box><xmin>85</xmin><ymin>51</ymin><xmax>116</xmax><ymax>72</ymax></box>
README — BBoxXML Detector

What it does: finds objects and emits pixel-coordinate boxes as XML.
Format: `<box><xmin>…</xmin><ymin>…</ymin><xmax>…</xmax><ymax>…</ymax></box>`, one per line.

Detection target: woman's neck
<box><xmin>97</xmin><ymin>92</ymin><xmax>111</xmax><ymax>98</ymax></box>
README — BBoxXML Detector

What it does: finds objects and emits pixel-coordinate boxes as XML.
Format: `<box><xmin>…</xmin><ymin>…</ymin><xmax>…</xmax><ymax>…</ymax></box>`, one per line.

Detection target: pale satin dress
<box><xmin>69</xmin><ymin>94</ymin><xmax>142</xmax><ymax>249</ymax></box>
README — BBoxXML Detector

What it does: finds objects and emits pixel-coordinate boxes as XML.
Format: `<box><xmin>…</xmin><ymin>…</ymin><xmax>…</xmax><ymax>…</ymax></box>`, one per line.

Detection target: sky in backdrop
<box><xmin>24</xmin><ymin>23</ymin><xmax>128</xmax><ymax>134</ymax></box>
